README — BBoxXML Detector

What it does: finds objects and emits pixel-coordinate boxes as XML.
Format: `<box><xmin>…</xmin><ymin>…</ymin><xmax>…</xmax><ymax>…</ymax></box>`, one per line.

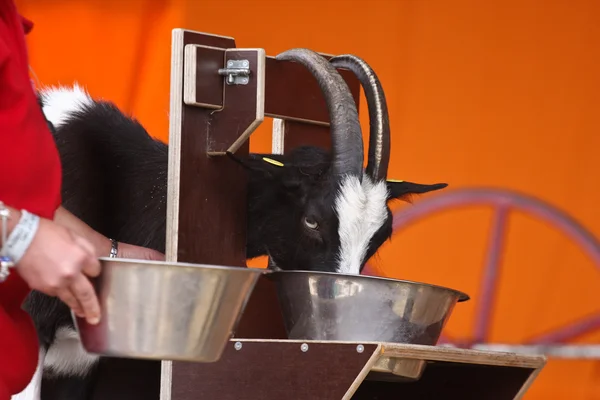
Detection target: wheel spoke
<box><xmin>524</xmin><ymin>313</ymin><xmax>600</xmax><ymax>344</ymax></box>
<box><xmin>473</xmin><ymin>204</ymin><xmax>510</xmax><ymax>343</ymax></box>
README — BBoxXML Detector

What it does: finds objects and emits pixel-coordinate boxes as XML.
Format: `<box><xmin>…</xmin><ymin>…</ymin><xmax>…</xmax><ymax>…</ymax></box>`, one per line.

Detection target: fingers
<box><xmin>118</xmin><ymin>243</ymin><xmax>166</xmax><ymax>261</ymax></box>
<box><xmin>73</xmin><ymin>234</ymin><xmax>101</xmax><ymax>278</ymax></box>
<box><xmin>148</xmin><ymin>249</ymin><xmax>166</xmax><ymax>261</ymax></box>
<box><xmin>57</xmin><ymin>288</ymin><xmax>85</xmax><ymax>319</ymax></box>
<box><xmin>65</xmin><ymin>233</ymin><xmax>101</xmax><ymax>324</ymax></box>
<box><xmin>59</xmin><ymin>237</ymin><xmax>101</xmax><ymax>324</ymax></box>
<box><xmin>70</xmin><ymin>273</ymin><xmax>101</xmax><ymax>325</ymax></box>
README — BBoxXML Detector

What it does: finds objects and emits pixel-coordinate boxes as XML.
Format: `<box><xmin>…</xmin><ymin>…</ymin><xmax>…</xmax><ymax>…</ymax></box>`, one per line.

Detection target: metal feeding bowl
<box><xmin>267</xmin><ymin>270</ymin><xmax>469</xmax><ymax>345</ymax></box>
<box><xmin>73</xmin><ymin>258</ymin><xmax>265</xmax><ymax>363</ymax></box>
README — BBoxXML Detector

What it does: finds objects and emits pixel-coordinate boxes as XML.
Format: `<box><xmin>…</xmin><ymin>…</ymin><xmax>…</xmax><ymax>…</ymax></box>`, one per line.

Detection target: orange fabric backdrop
<box><xmin>15</xmin><ymin>0</ymin><xmax>600</xmax><ymax>398</ymax></box>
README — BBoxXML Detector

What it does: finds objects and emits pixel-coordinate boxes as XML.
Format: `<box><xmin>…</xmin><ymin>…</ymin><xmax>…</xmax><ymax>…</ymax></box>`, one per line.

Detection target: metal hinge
<box><xmin>218</xmin><ymin>59</ymin><xmax>250</xmax><ymax>85</ymax></box>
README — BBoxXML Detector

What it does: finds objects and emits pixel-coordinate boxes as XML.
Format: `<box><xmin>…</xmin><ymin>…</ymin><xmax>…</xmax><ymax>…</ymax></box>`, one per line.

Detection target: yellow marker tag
<box><xmin>387</xmin><ymin>179</ymin><xmax>404</xmax><ymax>183</ymax></box>
<box><xmin>262</xmin><ymin>157</ymin><xmax>284</xmax><ymax>167</ymax></box>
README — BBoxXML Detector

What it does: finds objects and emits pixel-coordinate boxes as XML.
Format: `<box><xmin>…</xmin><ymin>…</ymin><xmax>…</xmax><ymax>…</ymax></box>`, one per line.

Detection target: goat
<box><xmin>16</xmin><ymin>49</ymin><xmax>447</xmax><ymax>400</ymax></box>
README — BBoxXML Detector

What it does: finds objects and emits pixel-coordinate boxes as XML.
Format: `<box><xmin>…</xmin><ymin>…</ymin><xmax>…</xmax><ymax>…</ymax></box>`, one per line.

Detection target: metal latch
<box><xmin>218</xmin><ymin>59</ymin><xmax>250</xmax><ymax>85</ymax></box>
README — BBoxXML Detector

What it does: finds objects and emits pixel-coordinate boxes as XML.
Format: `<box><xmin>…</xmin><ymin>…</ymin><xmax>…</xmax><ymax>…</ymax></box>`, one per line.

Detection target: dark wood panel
<box><xmin>271</xmin><ymin>50</ymin><xmax>362</xmax><ymax>153</ymax></box>
<box><xmin>89</xmin><ymin>358</ymin><xmax>161</xmax><ymax>400</ymax></box>
<box><xmin>354</xmin><ymin>363</ymin><xmax>534</xmax><ymax>400</ymax></box>
<box><xmin>284</xmin><ymin>122</ymin><xmax>332</xmax><ymax>154</ymax></box>
<box><xmin>172</xmin><ymin>342</ymin><xmax>378</xmax><ymax>400</ymax></box>
<box><xmin>188</xmin><ymin>46</ymin><xmax>226</xmax><ymax>107</ymax></box>
<box><xmin>207</xmin><ymin>50</ymin><xmax>262</xmax><ymax>154</ymax></box>
<box><xmin>170</xmin><ymin>29</ymin><xmax>256</xmax><ymax>400</ymax></box>
<box><xmin>234</xmin><ymin>275</ymin><xmax>288</xmax><ymax>339</ymax></box>
<box><xmin>172</xmin><ymin>30</ymin><xmax>252</xmax><ymax>400</ymax></box>
<box><xmin>264</xmin><ymin>56</ymin><xmax>361</xmax><ymax>124</ymax></box>
<box><xmin>176</xmin><ymin>33</ymin><xmax>248</xmax><ymax>267</ymax></box>
<box><xmin>186</xmin><ymin>31</ymin><xmax>236</xmax><ymax>49</ymax></box>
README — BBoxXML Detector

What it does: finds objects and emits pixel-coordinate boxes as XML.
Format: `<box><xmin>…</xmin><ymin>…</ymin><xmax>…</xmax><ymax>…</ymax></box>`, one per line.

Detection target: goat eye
<box><xmin>304</xmin><ymin>217</ymin><xmax>318</xmax><ymax>230</ymax></box>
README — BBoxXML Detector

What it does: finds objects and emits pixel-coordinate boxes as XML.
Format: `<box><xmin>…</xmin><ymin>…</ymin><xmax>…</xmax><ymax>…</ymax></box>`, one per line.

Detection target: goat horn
<box><xmin>329</xmin><ymin>55</ymin><xmax>390</xmax><ymax>181</ymax></box>
<box><xmin>276</xmin><ymin>48</ymin><xmax>364</xmax><ymax>180</ymax></box>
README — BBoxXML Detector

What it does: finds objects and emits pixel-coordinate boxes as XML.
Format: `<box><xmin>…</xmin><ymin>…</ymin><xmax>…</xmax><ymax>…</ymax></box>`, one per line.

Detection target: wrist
<box><xmin>3</xmin><ymin>210</ymin><xmax>40</xmax><ymax>264</ymax></box>
<box><xmin>1</xmin><ymin>202</ymin><xmax>41</xmax><ymax>281</ymax></box>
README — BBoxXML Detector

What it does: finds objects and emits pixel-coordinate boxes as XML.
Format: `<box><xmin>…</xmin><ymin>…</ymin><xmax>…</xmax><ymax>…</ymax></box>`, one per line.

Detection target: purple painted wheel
<box><xmin>364</xmin><ymin>187</ymin><xmax>600</xmax><ymax>347</ymax></box>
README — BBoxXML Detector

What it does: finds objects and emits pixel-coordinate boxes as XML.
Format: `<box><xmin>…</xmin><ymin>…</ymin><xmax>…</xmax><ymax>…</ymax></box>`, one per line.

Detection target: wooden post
<box><xmin>162</xmin><ymin>30</ymin><xmax>264</xmax><ymax>400</ymax></box>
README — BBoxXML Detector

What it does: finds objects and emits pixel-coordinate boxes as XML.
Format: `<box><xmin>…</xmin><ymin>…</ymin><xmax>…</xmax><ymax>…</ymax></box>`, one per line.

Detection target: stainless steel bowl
<box><xmin>73</xmin><ymin>258</ymin><xmax>266</xmax><ymax>362</ymax></box>
<box><xmin>267</xmin><ymin>270</ymin><xmax>469</xmax><ymax>345</ymax></box>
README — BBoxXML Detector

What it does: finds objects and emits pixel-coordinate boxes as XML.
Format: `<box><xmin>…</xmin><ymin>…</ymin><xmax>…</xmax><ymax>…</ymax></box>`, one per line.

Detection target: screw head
<box><xmin>356</xmin><ymin>344</ymin><xmax>364</xmax><ymax>353</ymax></box>
<box><xmin>241</xmin><ymin>78</ymin><xmax>248</xmax><ymax>84</ymax></box>
<box><xmin>300</xmin><ymin>343</ymin><xmax>309</xmax><ymax>352</ymax></box>
<box><xmin>227</xmin><ymin>60</ymin><xmax>234</xmax><ymax>67</ymax></box>
<box><xmin>234</xmin><ymin>341</ymin><xmax>242</xmax><ymax>351</ymax></box>
<box><xmin>242</xmin><ymin>60</ymin><xmax>249</xmax><ymax>67</ymax></box>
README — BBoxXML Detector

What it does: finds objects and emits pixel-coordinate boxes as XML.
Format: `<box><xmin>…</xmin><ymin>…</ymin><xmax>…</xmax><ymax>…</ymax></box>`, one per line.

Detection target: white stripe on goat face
<box><xmin>335</xmin><ymin>174</ymin><xmax>389</xmax><ymax>275</ymax></box>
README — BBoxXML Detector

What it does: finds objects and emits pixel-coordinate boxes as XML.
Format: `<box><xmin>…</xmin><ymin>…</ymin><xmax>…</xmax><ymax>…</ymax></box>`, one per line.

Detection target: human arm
<box><xmin>1</xmin><ymin>202</ymin><xmax>101</xmax><ymax>324</ymax></box>
<box><xmin>53</xmin><ymin>206</ymin><xmax>165</xmax><ymax>261</ymax></box>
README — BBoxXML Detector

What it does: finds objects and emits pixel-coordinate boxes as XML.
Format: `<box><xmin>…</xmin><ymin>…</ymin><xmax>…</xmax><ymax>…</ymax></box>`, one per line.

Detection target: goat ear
<box><xmin>386</xmin><ymin>179</ymin><xmax>448</xmax><ymax>202</ymax></box>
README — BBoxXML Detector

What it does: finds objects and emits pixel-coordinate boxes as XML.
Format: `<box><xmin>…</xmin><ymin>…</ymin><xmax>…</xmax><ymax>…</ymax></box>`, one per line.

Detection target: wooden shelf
<box><xmin>168</xmin><ymin>339</ymin><xmax>545</xmax><ymax>400</ymax></box>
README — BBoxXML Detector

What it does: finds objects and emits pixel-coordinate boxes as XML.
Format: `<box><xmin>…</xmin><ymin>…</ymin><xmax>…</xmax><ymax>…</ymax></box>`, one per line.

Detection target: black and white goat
<box><xmin>15</xmin><ymin>49</ymin><xmax>446</xmax><ymax>400</ymax></box>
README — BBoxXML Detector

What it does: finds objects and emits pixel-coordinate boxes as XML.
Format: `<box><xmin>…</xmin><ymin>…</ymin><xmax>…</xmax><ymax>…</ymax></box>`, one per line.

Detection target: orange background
<box><xmin>16</xmin><ymin>0</ymin><xmax>600</xmax><ymax>398</ymax></box>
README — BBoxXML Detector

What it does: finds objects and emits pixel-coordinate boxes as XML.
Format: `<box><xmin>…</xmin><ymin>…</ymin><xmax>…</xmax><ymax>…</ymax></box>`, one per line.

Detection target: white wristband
<box><xmin>4</xmin><ymin>210</ymin><xmax>40</xmax><ymax>264</ymax></box>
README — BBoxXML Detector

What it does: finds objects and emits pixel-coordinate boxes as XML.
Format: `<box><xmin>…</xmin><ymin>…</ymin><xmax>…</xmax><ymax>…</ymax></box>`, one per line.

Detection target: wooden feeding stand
<box><xmin>155</xmin><ymin>29</ymin><xmax>547</xmax><ymax>400</ymax></box>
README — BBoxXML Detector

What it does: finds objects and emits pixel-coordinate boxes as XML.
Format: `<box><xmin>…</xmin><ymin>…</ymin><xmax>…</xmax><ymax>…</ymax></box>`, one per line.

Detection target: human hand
<box><xmin>15</xmin><ymin>216</ymin><xmax>102</xmax><ymax>325</ymax></box>
<box><xmin>117</xmin><ymin>242</ymin><xmax>165</xmax><ymax>261</ymax></box>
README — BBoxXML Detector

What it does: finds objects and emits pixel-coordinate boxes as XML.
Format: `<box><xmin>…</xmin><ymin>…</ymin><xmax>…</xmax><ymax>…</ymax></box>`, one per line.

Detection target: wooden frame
<box><xmin>155</xmin><ymin>28</ymin><xmax>547</xmax><ymax>400</ymax></box>
<box><xmin>161</xmin><ymin>28</ymin><xmax>364</xmax><ymax>400</ymax></box>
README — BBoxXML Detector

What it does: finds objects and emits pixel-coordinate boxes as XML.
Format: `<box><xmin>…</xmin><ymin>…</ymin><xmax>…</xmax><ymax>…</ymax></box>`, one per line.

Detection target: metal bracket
<box><xmin>218</xmin><ymin>59</ymin><xmax>251</xmax><ymax>85</ymax></box>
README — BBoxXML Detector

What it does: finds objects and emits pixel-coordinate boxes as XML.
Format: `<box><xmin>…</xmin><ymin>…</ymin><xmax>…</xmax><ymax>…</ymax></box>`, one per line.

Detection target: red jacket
<box><xmin>0</xmin><ymin>1</ymin><xmax>63</xmax><ymax>398</ymax></box>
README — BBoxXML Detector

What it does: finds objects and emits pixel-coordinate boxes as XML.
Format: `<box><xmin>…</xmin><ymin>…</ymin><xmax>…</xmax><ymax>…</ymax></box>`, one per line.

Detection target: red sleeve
<box><xmin>0</xmin><ymin>5</ymin><xmax>62</xmax><ymax>219</ymax></box>
<box><xmin>0</xmin><ymin>2</ymin><xmax>63</xmax><ymax>396</ymax></box>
